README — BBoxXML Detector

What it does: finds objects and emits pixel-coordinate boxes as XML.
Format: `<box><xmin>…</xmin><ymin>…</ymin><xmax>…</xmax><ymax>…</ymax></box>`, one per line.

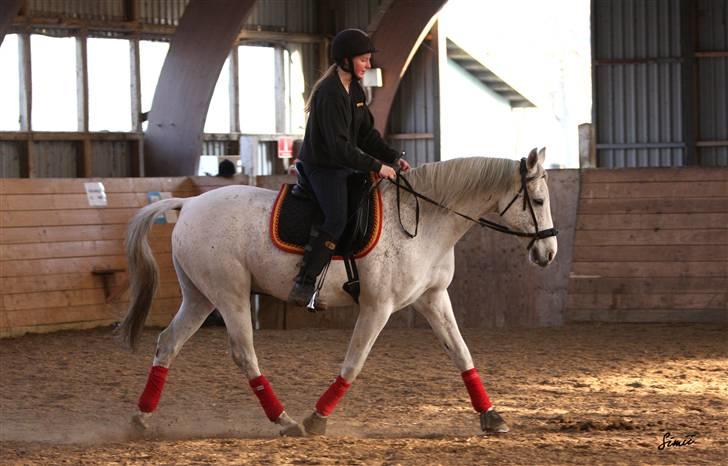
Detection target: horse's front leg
<box><xmin>296</xmin><ymin>305</ymin><xmax>392</xmax><ymax>436</ymax></box>
<box><xmin>412</xmin><ymin>288</ymin><xmax>509</xmax><ymax>434</ymax></box>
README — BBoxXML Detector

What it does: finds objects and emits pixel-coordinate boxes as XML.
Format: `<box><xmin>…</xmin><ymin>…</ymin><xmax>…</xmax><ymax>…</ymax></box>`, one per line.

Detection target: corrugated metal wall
<box><xmin>593</xmin><ymin>0</ymin><xmax>728</xmax><ymax>167</ymax></box>
<box><xmin>244</xmin><ymin>0</ymin><xmax>317</xmax><ymax>33</ymax></box>
<box><xmin>341</xmin><ymin>0</ymin><xmax>389</xmax><ymax>31</ymax></box>
<box><xmin>27</xmin><ymin>0</ymin><xmax>318</xmax><ymax>32</ymax></box>
<box><xmin>202</xmin><ymin>139</ymin><xmax>239</xmax><ymax>156</ymax></box>
<box><xmin>26</xmin><ymin>0</ymin><xmax>188</xmax><ymax>24</ymax></box>
<box><xmin>28</xmin><ymin>0</ymin><xmax>126</xmax><ymax>20</ymax></box>
<box><xmin>593</xmin><ymin>0</ymin><xmax>685</xmax><ymax>167</ymax></box>
<box><xmin>696</xmin><ymin>0</ymin><xmax>728</xmax><ymax>166</ymax></box>
<box><xmin>139</xmin><ymin>0</ymin><xmax>189</xmax><ymax>25</ymax></box>
<box><xmin>387</xmin><ymin>37</ymin><xmax>439</xmax><ymax>166</ymax></box>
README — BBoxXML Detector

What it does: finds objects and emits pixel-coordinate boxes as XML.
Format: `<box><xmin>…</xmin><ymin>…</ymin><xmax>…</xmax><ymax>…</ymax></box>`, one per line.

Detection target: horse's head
<box><xmin>497</xmin><ymin>148</ymin><xmax>558</xmax><ymax>267</ymax></box>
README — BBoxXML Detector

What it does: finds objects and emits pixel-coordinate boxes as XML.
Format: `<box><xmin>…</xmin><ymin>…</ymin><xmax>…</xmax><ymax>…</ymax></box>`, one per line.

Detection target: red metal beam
<box><xmin>144</xmin><ymin>0</ymin><xmax>255</xmax><ymax>176</ymax></box>
<box><xmin>0</xmin><ymin>0</ymin><xmax>23</xmax><ymax>46</ymax></box>
<box><xmin>369</xmin><ymin>0</ymin><xmax>447</xmax><ymax>135</ymax></box>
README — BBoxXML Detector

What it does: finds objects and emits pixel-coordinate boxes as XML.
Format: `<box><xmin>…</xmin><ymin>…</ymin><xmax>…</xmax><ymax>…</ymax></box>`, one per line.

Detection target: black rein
<box><xmin>389</xmin><ymin>158</ymin><xmax>559</xmax><ymax>250</ymax></box>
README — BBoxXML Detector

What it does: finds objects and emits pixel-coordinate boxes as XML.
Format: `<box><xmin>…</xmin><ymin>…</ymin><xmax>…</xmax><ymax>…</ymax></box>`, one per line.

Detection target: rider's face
<box><xmin>352</xmin><ymin>53</ymin><xmax>371</xmax><ymax>80</ymax></box>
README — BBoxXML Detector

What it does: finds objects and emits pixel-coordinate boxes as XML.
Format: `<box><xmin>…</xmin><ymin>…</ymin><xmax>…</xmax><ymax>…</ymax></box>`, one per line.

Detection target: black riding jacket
<box><xmin>298</xmin><ymin>71</ymin><xmax>399</xmax><ymax>173</ymax></box>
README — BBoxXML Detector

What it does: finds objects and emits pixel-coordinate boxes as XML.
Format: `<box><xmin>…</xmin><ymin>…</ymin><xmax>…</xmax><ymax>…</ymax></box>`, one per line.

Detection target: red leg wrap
<box><xmin>249</xmin><ymin>375</ymin><xmax>285</xmax><ymax>421</ymax></box>
<box><xmin>138</xmin><ymin>365</ymin><xmax>169</xmax><ymax>413</ymax></box>
<box><xmin>315</xmin><ymin>375</ymin><xmax>351</xmax><ymax>417</ymax></box>
<box><xmin>461</xmin><ymin>368</ymin><xmax>493</xmax><ymax>413</ymax></box>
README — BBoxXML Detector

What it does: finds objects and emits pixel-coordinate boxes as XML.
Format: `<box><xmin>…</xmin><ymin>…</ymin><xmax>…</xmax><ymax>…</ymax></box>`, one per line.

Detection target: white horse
<box><xmin>119</xmin><ymin>148</ymin><xmax>558</xmax><ymax>436</ymax></box>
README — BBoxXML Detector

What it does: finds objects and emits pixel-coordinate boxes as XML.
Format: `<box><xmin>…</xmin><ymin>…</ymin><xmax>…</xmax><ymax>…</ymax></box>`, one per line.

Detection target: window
<box><xmin>88</xmin><ymin>38</ymin><xmax>131</xmax><ymax>131</ymax></box>
<box><xmin>203</xmin><ymin>56</ymin><xmax>230</xmax><ymax>133</ymax></box>
<box><xmin>139</xmin><ymin>40</ymin><xmax>169</xmax><ymax>119</ymax></box>
<box><xmin>30</xmin><ymin>35</ymin><xmax>77</xmax><ymax>131</ymax></box>
<box><xmin>288</xmin><ymin>48</ymin><xmax>306</xmax><ymax>134</ymax></box>
<box><xmin>239</xmin><ymin>45</ymin><xmax>276</xmax><ymax>134</ymax></box>
<box><xmin>0</xmin><ymin>34</ymin><xmax>20</xmax><ymax>130</ymax></box>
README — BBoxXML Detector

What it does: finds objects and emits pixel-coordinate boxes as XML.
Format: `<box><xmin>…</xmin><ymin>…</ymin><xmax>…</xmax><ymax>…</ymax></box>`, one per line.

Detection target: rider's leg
<box><xmin>288</xmin><ymin>164</ymin><xmax>350</xmax><ymax>307</ymax></box>
<box><xmin>412</xmin><ymin>288</ymin><xmax>508</xmax><ymax>433</ymax></box>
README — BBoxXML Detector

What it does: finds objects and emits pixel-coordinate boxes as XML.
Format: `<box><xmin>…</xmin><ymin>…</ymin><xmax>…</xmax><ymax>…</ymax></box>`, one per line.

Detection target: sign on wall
<box><xmin>277</xmin><ymin>137</ymin><xmax>293</xmax><ymax>158</ymax></box>
<box><xmin>84</xmin><ymin>182</ymin><xmax>107</xmax><ymax>207</ymax></box>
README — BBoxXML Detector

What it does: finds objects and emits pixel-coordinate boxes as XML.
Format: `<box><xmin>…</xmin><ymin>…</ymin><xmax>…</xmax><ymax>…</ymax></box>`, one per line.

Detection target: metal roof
<box><xmin>446</xmin><ymin>38</ymin><xmax>534</xmax><ymax>108</ymax></box>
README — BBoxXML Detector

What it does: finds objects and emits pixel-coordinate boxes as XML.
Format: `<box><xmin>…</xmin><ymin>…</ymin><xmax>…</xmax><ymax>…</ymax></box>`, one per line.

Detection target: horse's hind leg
<box><xmin>214</xmin><ymin>274</ymin><xmax>304</xmax><ymax>436</ymax></box>
<box><xmin>412</xmin><ymin>288</ymin><xmax>509</xmax><ymax>433</ymax></box>
<box><xmin>132</xmin><ymin>257</ymin><xmax>214</xmax><ymax>430</ymax></box>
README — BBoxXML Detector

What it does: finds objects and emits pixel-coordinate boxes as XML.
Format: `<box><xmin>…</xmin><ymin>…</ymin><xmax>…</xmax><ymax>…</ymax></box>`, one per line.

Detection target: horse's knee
<box><xmin>153</xmin><ymin>329</ymin><xmax>178</xmax><ymax>365</ymax></box>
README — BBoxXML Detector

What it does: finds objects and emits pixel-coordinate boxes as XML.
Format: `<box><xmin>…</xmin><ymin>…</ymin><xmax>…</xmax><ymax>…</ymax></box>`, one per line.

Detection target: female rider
<box><xmin>288</xmin><ymin>28</ymin><xmax>411</xmax><ymax>307</ymax></box>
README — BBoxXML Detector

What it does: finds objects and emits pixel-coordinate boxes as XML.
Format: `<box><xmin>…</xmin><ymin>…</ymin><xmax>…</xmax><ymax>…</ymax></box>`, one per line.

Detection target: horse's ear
<box><xmin>527</xmin><ymin>147</ymin><xmax>539</xmax><ymax>170</ymax></box>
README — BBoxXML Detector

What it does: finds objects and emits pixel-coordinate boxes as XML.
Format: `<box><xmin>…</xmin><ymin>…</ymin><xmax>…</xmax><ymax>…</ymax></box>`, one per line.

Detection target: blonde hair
<box><xmin>305</xmin><ymin>64</ymin><xmax>337</xmax><ymax>114</ymax></box>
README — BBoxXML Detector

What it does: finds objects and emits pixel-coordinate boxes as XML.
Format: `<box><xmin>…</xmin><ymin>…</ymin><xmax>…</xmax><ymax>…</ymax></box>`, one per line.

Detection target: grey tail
<box><xmin>117</xmin><ymin>198</ymin><xmax>187</xmax><ymax>350</ymax></box>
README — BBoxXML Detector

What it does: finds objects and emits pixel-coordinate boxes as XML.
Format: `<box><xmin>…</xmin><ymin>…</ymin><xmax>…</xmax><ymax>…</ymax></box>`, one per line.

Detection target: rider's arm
<box><xmin>357</xmin><ymin>106</ymin><xmax>400</xmax><ymax>164</ymax></box>
<box><xmin>316</xmin><ymin>90</ymin><xmax>383</xmax><ymax>173</ymax></box>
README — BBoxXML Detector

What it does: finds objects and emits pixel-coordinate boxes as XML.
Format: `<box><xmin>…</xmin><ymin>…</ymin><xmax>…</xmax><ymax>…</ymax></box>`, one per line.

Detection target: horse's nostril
<box><xmin>548</xmin><ymin>251</ymin><xmax>554</xmax><ymax>262</ymax></box>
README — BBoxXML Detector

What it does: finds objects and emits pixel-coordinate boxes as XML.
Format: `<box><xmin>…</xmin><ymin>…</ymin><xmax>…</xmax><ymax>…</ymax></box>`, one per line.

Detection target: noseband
<box><xmin>391</xmin><ymin>158</ymin><xmax>559</xmax><ymax>250</ymax></box>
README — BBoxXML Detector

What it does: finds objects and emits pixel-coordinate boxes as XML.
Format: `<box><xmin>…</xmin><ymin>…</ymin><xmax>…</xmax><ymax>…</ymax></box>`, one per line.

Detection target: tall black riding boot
<box><xmin>288</xmin><ymin>230</ymin><xmax>337</xmax><ymax>308</ymax></box>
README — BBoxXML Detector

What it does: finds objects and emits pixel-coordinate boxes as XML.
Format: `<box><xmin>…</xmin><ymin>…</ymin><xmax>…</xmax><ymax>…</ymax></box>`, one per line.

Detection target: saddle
<box><xmin>270</xmin><ymin>164</ymin><xmax>383</xmax><ymax>302</ymax></box>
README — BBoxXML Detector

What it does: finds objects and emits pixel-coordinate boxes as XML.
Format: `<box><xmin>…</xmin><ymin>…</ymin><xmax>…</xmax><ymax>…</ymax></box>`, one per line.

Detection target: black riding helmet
<box><xmin>331</xmin><ymin>28</ymin><xmax>377</xmax><ymax>76</ymax></box>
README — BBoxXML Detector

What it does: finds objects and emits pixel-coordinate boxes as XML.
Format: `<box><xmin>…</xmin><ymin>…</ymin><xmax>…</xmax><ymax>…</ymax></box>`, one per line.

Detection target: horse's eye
<box><xmin>534</xmin><ymin>199</ymin><xmax>545</xmax><ymax>206</ymax></box>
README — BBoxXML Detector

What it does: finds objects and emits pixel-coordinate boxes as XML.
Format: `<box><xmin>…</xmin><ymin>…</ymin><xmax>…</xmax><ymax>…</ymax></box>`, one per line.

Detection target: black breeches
<box><xmin>300</xmin><ymin>161</ymin><xmax>352</xmax><ymax>240</ymax></box>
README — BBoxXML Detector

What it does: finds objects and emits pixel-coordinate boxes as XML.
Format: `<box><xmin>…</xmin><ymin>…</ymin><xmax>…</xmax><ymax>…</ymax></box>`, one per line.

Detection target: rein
<box><xmin>390</xmin><ymin>158</ymin><xmax>559</xmax><ymax>250</ymax></box>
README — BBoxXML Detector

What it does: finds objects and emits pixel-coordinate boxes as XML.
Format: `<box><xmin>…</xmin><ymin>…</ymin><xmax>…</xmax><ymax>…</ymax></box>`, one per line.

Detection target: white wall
<box><xmin>440</xmin><ymin>58</ymin><xmax>514</xmax><ymax>159</ymax></box>
<box><xmin>439</xmin><ymin>0</ymin><xmax>592</xmax><ymax>168</ymax></box>
<box><xmin>440</xmin><ymin>58</ymin><xmax>558</xmax><ymax>164</ymax></box>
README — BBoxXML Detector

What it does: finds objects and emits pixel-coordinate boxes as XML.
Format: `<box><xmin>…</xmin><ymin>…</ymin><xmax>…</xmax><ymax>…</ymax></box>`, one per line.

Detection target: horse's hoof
<box><xmin>279</xmin><ymin>422</ymin><xmax>306</xmax><ymax>437</ymax></box>
<box><xmin>303</xmin><ymin>411</ymin><xmax>328</xmax><ymax>436</ymax></box>
<box><xmin>480</xmin><ymin>408</ymin><xmax>509</xmax><ymax>433</ymax></box>
<box><xmin>131</xmin><ymin>411</ymin><xmax>151</xmax><ymax>432</ymax></box>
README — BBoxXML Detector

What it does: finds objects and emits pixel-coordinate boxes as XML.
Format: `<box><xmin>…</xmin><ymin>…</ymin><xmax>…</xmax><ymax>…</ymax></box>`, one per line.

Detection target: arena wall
<box><xmin>0</xmin><ymin>175</ymin><xmax>248</xmax><ymax>338</ymax></box>
<box><xmin>566</xmin><ymin>167</ymin><xmax>728</xmax><ymax>323</ymax></box>
<box><xmin>2</xmin><ymin>167</ymin><xmax>726</xmax><ymax>337</ymax></box>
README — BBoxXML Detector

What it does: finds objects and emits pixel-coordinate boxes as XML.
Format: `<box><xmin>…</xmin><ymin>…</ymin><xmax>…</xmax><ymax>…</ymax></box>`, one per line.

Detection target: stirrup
<box><xmin>306</xmin><ymin>290</ymin><xmax>318</xmax><ymax>311</ymax></box>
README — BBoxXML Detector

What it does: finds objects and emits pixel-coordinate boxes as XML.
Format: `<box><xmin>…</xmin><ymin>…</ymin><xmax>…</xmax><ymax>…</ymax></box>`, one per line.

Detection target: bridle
<box><xmin>389</xmin><ymin>158</ymin><xmax>559</xmax><ymax>250</ymax></box>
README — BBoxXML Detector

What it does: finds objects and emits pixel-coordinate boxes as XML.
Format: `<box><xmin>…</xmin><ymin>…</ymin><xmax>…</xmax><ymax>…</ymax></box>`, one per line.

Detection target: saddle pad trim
<box><xmin>269</xmin><ymin>183</ymin><xmax>383</xmax><ymax>260</ymax></box>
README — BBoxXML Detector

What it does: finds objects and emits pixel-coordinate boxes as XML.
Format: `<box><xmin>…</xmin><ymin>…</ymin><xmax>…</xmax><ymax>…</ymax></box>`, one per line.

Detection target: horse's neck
<box><xmin>432</xmin><ymin>187</ymin><xmax>500</xmax><ymax>246</ymax></box>
<box><xmin>391</xmin><ymin>175</ymin><xmax>501</xmax><ymax>249</ymax></box>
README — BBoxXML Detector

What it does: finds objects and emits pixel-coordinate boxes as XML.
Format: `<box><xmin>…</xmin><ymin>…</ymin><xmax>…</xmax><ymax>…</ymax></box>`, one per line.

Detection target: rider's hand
<box><xmin>378</xmin><ymin>164</ymin><xmax>396</xmax><ymax>180</ymax></box>
<box><xmin>398</xmin><ymin>158</ymin><xmax>411</xmax><ymax>173</ymax></box>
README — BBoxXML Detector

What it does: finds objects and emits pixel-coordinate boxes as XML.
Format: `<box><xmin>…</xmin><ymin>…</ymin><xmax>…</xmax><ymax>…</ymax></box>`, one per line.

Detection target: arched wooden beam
<box><xmin>144</xmin><ymin>0</ymin><xmax>256</xmax><ymax>176</ymax></box>
<box><xmin>0</xmin><ymin>0</ymin><xmax>23</xmax><ymax>46</ymax></box>
<box><xmin>369</xmin><ymin>0</ymin><xmax>448</xmax><ymax>135</ymax></box>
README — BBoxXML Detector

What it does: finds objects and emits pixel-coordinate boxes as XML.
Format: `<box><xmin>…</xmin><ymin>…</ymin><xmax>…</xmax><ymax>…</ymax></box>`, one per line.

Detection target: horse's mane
<box><xmin>403</xmin><ymin>157</ymin><xmax>517</xmax><ymax>206</ymax></box>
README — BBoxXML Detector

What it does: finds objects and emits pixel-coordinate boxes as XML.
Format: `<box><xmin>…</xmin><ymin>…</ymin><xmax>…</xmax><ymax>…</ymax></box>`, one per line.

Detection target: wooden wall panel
<box><xmin>0</xmin><ymin>176</ymin><xmax>197</xmax><ymax>338</ymax></box>
<box><xmin>0</xmin><ymin>175</ymin><xmax>253</xmax><ymax>337</ymax></box>
<box><xmin>567</xmin><ymin>167</ymin><xmax>728</xmax><ymax>323</ymax></box>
